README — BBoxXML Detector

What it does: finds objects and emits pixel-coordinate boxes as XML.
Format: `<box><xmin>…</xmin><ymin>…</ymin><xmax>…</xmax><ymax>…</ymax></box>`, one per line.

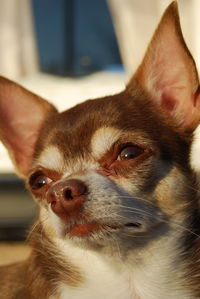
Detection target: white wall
<box><xmin>107</xmin><ymin>0</ymin><xmax>200</xmax><ymax>73</ymax></box>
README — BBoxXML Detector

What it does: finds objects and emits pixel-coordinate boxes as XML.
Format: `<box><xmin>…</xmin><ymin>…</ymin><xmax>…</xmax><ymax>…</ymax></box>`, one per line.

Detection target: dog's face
<box><xmin>27</xmin><ymin>87</ymin><xmax>192</xmax><ymax>254</ymax></box>
<box><xmin>0</xmin><ymin>2</ymin><xmax>200</xmax><ymax>256</ymax></box>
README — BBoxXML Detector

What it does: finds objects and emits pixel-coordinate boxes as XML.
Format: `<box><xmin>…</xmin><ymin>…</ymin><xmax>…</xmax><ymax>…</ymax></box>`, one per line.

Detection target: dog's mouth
<box><xmin>69</xmin><ymin>222</ymin><xmax>101</xmax><ymax>237</ymax></box>
<box><xmin>68</xmin><ymin>221</ymin><xmax>142</xmax><ymax>237</ymax></box>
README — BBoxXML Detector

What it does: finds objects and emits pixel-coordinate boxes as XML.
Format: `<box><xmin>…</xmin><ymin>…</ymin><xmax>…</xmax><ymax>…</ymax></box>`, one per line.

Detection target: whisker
<box><xmin>185</xmin><ymin>183</ymin><xmax>200</xmax><ymax>194</ymax></box>
<box><xmin>93</xmin><ymin>204</ymin><xmax>200</xmax><ymax>239</ymax></box>
<box><xmin>32</xmin><ymin>193</ymin><xmax>200</xmax><ymax>241</ymax></box>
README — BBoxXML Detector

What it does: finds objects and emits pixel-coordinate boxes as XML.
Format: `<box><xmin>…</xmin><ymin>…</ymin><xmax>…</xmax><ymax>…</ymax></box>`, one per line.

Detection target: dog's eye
<box><xmin>29</xmin><ymin>172</ymin><xmax>52</xmax><ymax>190</ymax></box>
<box><xmin>33</xmin><ymin>176</ymin><xmax>52</xmax><ymax>190</ymax></box>
<box><xmin>118</xmin><ymin>145</ymin><xmax>144</xmax><ymax>160</ymax></box>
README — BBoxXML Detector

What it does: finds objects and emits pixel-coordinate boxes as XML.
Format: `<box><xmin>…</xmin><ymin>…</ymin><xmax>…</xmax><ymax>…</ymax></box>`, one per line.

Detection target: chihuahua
<box><xmin>0</xmin><ymin>2</ymin><xmax>200</xmax><ymax>298</ymax></box>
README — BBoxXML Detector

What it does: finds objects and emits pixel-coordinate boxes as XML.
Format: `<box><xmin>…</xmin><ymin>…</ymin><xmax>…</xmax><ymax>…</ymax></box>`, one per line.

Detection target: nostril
<box><xmin>47</xmin><ymin>191</ymin><xmax>56</xmax><ymax>205</ymax></box>
<box><xmin>51</xmin><ymin>200</ymin><xmax>57</xmax><ymax>207</ymax></box>
<box><xmin>64</xmin><ymin>188</ymin><xmax>73</xmax><ymax>201</ymax></box>
<box><xmin>63</xmin><ymin>180</ymin><xmax>87</xmax><ymax>201</ymax></box>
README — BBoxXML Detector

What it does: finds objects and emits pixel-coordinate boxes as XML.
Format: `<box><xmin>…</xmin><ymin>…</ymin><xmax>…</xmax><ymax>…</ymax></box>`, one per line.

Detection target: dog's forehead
<box><xmin>35</xmin><ymin>91</ymin><xmax>147</xmax><ymax>165</ymax></box>
<box><xmin>34</xmin><ymin>93</ymin><xmax>123</xmax><ymax>172</ymax></box>
<box><xmin>34</xmin><ymin>88</ymin><xmax>187</xmax><ymax>173</ymax></box>
<box><xmin>36</xmin><ymin>126</ymin><xmax>123</xmax><ymax>172</ymax></box>
<box><xmin>44</xmin><ymin>89</ymin><xmax>154</xmax><ymax>143</ymax></box>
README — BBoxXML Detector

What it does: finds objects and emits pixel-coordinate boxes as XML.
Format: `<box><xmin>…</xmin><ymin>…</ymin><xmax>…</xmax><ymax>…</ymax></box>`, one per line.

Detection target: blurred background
<box><xmin>0</xmin><ymin>0</ymin><xmax>199</xmax><ymax>263</ymax></box>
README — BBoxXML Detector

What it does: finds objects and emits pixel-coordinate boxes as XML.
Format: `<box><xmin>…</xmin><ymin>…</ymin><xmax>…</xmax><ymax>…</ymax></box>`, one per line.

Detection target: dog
<box><xmin>0</xmin><ymin>1</ymin><xmax>200</xmax><ymax>298</ymax></box>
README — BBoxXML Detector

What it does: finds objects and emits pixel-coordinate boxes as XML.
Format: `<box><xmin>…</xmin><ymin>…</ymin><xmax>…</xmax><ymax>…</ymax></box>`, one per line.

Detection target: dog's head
<box><xmin>0</xmin><ymin>2</ymin><xmax>200</xmax><ymax>254</ymax></box>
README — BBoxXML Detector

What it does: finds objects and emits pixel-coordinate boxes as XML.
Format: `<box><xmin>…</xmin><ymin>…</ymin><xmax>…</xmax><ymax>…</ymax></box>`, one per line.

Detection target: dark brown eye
<box><xmin>119</xmin><ymin>146</ymin><xmax>144</xmax><ymax>160</ymax></box>
<box><xmin>29</xmin><ymin>172</ymin><xmax>52</xmax><ymax>190</ymax></box>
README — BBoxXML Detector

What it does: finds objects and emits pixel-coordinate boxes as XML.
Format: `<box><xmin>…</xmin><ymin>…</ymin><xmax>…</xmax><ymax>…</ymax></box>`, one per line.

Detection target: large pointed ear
<box><xmin>0</xmin><ymin>77</ymin><xmax>57</xmax><ymax>177</ymax></box>
<box><xmin>128</xmin><ymin>1</ymin><xmax>200</xmax><ymax>131</ymax></box>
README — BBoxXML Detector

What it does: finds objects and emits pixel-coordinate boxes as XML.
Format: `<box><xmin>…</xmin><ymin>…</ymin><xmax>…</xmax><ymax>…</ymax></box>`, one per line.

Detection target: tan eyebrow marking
<box><xmin>91</xmin><ymin>126</ymin><xmax>122</xmax><ymax>160</ymax></box>
<box><xmin>35</xmin><ymin>145</ymin><xmax>64</xmax><ymax>172</ymax></box>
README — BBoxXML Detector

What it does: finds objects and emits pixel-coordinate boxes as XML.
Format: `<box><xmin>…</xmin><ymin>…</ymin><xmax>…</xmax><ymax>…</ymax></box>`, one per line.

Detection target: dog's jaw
<box><xmin>38</xmin><ymin>212</ymin><xmax>191</xmax><ymax>299</ymax></box>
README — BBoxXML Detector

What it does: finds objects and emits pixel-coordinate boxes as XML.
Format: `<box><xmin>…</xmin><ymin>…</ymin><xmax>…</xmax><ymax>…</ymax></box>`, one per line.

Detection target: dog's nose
<box><xmin>47</xmin><ymin>179</ymin><xmax>87</xmax><ymax>219</ymax></box>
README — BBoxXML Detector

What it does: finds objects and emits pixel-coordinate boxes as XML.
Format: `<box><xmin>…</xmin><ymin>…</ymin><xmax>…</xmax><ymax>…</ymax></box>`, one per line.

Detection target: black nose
<box><xmin>47</xmin><ymin>179</ymin><xmax>87</xmax><ymax>219</ymax></box>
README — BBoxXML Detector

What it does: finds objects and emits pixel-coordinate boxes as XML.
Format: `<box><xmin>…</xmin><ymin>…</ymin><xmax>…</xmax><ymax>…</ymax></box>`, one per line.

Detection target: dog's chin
<box><xmin>53</xmin><ymin>219</ymin><xmax>164</xmax><ymax>254</ymax></box>
<box><xmin>46</xmin><ymin>206</ymin><xmax>167</xmax><ymax>252</ymax></box>
<box><xmin>62</xmin><ymin>223</ymin><xmax>141</xmax><ymax>252</ymax></box>
<box><xmin>67</xmin><ymin>221</ymin><xmax>142</xmax><ymax>237</ymax></box>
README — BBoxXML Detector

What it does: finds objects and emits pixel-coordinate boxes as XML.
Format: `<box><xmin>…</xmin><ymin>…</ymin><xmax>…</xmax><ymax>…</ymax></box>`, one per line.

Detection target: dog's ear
<box><xmin>128</xmin><ymin>1</ymin><xmax>200</xmax><ymax>131</ymax></box>
<box><xmin>0</xmin><ymin>77</ymin><xmax>57</xmax><ymax>177</ymax></box>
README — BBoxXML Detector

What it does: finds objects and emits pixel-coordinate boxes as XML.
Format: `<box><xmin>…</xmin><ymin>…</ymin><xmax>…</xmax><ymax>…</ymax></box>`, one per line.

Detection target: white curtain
<box><xmin>0</xmin><ymin>0</ymin><xmax>38</xmax><ymax>80</ymax></box>
<box><xmin>107</xmin><ymin>0</ymin><xmax>200</xmax><ymax>73</ymax></box>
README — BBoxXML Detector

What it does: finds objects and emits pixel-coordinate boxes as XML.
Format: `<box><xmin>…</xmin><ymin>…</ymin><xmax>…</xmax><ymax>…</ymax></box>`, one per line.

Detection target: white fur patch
<box><xmin>53</xmin><ymin>238</ymin><xmax>134</xmax><ymax>299</ymax></box>
<box><xmin>49</xmin><ymin>234</ymin><xmax>190</xmax><ymax>299</ymax></box>
<box><xmin>91</xmin><ymin>126</ymin><xmax>121</xmax><ymax>160</ymax></box>
<box><xmin>190</xmin><ymin>125</ymin><xmax>200</xmax><ymax>173</ymax></box>
<box><xmin>36</xmin><ymin>145</ymin><xmax>64</xmax><ymax>171</ymax></box>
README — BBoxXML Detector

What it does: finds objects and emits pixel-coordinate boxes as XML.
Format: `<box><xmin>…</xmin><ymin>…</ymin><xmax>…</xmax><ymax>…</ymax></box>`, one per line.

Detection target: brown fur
<box><xmin>0</xmin><ymin>223</ymin><xmax>83</xmax><ymax>298</ymax></box>
<box><xmin>1</xmin><ymin>2</ymin><xmax>200</xmax><ymax>298</ymax></box>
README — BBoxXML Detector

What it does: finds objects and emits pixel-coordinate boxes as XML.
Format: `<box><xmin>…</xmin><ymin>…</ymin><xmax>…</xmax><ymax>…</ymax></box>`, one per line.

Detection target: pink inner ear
<box><xmin>0</xmin><ymin>77</ymin><xmax>57</xmax><ymax>177</ymax></box>
<box><xmin>15</xmin><ymin>151</ymin><xmax>33</xmax><ymax>176</ymax></box>
<box><xmin>155</xmin><ymin>80</ymin><xmax>190</xmax><ymax>113</ymax></box>
<box><xmin>7</xmin><ymin>130</ymin><xmax>40</xmax><ymax>176</ymax></box>
<box><xmin>0</xmin><ymin>100</ymin><xmax>47</xmax><ymax>175</ymax></box>
<box><xmin>161</xmin><ymin>93</ymin><xmax>177</xmax><ymax>111</ymax></box>
<box><xmin>130</xmin><ymin>2</ymin><xmax>200</xmax><ymax>130</ymax></box>
<box><xmin>1</xmin><ymin>117</ymin><xmax>44</xmax><ymax>176</ymax></box>
<box><xmin>159</xmin><ymin>85</ymin><xmax>200</xmax><ymax>128</ymax></box>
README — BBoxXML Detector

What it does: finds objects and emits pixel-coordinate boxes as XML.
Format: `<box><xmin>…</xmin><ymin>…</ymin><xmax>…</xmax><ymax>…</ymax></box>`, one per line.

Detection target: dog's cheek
<box><xmin>111</xmin><ymin>157</ymin><xmax>156</xmax><ymax>194</ymax></box>
<box><xmin>153</xmin><ymin>167</ymin><xmax>190</xmax><ymax>218</ymax></box>
<box><xmin>39</xmin><ymin>206</ymin><xmax>63</xmax><ymax>238</ymax></box>
<box><xmin>114</xmin><ymin>157</ymin><xmax>175</xmax><ymax>206</ymax></box>
<box><xmin>30</xmin><ymin>192</ymin><xmax>46</xmax><ymax>206</ymax></box>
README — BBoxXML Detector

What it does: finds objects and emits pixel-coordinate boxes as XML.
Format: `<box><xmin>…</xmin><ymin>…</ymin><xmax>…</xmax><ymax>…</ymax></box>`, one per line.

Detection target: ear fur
<box><xmin>0</xmin><ymin>76</ymin><xmax>57</xmax><ymax>177</ymax></box>
<box><xmin>128</xmin><ymin>1</ymin><xmax>200</xmax><ymax>131</ymax></box>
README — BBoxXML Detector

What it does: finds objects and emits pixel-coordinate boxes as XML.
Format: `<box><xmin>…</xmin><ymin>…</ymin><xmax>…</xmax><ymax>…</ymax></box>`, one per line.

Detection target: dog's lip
<box><xmin>104</xmin><ymin>222</ymin><xmax>141</xmax><ymax>229</ymax></box>
<box><xmin>68</xmin><ymin>222</ymin><xmax>101</xmax><ymax>237</ymax></box>
<box><xmin>67</xmin><ymin>221</ymin><xmax>141</xmax><ymax>237</ymax></box>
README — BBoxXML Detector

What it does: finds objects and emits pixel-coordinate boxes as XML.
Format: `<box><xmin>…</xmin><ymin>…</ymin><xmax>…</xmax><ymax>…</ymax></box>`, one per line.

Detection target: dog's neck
<box><xmin>29</xmin><ymin>216</ymin><xmax>195</xmax><ymax>299</ymax></box>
